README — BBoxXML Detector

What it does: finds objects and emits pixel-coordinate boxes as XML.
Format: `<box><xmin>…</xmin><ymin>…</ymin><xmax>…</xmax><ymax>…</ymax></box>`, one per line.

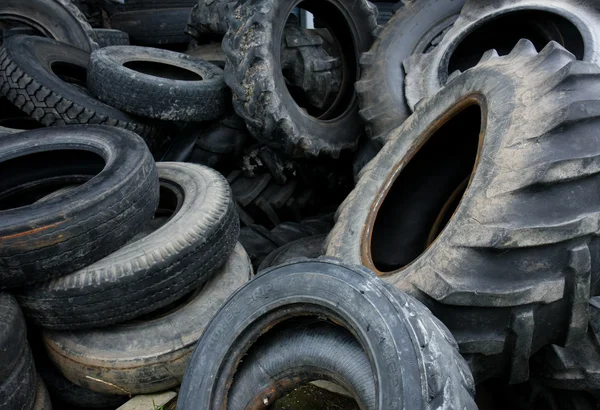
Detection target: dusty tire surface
<box><xmin>88</xmin><ymin>46</ymin><xmax>228</xmax><ymax>121</ymax></box>
<box><xmin>223</xmin><ymin>0</ymin><xmax>378</xmax><ymax>157</ymax></box>
<box><xmin>327</xmin><ymin>40</ymin><xmax>600</xmax><ymax>382</ymax></box>
<box><xmin>20</xmin><ymin>162</ymin><xmax>239</xmax><ymax>329</ymax></box>
<box><xmin>357</xmin><ymin>0</ymin><xmax>465</xmax><ymax>144</ymax></box>
<box><xmin>0</xmin><ymin>0</ymin><xmax>97</xmax><ymax>51</ymax></box>
<box><xmin>94</xmin><ymin>29</ymin><xmax>130</xmax><ymax>47</ymax></box>
<box><xmin>227</xmin><ymin>322</ymin><xmax>376</xmax><ymax>409</ymax></box>
<box><xmin>187</xmin><ymin>0</ymin><xmax>237</xmax><ymax>38</ymax></box>
<box><xmin>110</xmin><ymin>8</ymin><xmax>191</xmax><ymax>46</ymax></box>
<box><xmin>0</xmin><ymin>126</ymin><xmax>158</xmax><ymax>289</ymax></box>
<box><xmin>0</xmin><ymin>35</ymin><xmax>161</xmax><ymax>150</ymax></box>
<box><xmin>177</xmin><ymin>259</ymin><xmax>476</xmax><ymax>410</ymax></box>
<box><xmin>404</xmin><ymin>0</ymin><xmax>600</xmax><ymax>110</ymax></box>
<box><xmin>43</xmin><ymin>243</ymin><xmax>252</xmax><ymax>395</ymax></box>
<box><xmin>0</xmin><ymin>294</ymin><xmax>36</xmax><ymax>410</ymax></box>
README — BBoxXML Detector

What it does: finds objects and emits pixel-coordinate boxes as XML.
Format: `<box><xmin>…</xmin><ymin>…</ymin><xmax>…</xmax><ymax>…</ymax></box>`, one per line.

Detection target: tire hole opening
<box><xmin>0</xmin><ymin>117</ymin><xmax>43</xmax><ymax>131</ymax></box>
<box><xmin>123</xmin><ymin>60</ymin><xmax>203</xmax><ymax>81</ymax></box>
<box><xmin>0</xmin><ymin>149</ymin><xmax>105</xmax><ymax>210</ymax></box>
<box><xmin>51</xmin><ymin>61</ymin><xmax>89</xmax><ymax>89</ymax></box>
<box><xmin>280</xmin><ymin>1</ymin><xmax>356</xmax><ymax>121</ymax></box>
<box><xmin>448</xmin><ymin>10</ymin><xmax>584</xmax><ymax>74</ymax></box>
<box><xmin>369</xmin><ymin>103</ymin><xmax>482</xmax><ymax>273</ymax></box>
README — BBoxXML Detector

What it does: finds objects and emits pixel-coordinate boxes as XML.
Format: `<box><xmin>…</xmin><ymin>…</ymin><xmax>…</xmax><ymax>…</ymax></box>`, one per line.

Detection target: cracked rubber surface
<box><xmin>20</xmin><ymin>163</ymin><xmax>239</xmax><ymax>330</ymax></box>
<box><xmin>0</xmin><ymin>35</ymin><xmax>161</xmax><ymax>150</ymax></box>
<box><xmin>43</xmin><ymin>243</ymin><xmax>252</xmax><ymax>395</ymax></box>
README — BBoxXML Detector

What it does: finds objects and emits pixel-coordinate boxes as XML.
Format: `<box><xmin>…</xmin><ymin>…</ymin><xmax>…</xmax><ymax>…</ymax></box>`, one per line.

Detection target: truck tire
<box><xmin>326</xmin><ymin>40</ymin><xmax>600</xmax><ymax>382</ymax></box>
<box><xmin>110</xmin><ymin>8</ymin><xmax>191</xmax><ymax>46</ymax></box>
<box><xmin>93</xmin><ymin>29</ymin><xmax>129</xmax><ymax>47</ymax></box>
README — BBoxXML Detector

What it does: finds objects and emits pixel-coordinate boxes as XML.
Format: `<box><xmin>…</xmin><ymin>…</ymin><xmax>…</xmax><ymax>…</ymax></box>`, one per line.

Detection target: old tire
<box><xmin>0</xmin><ymin>294</ymin><xmax>36</xmax><ymax>410</ymax></box>
<box><xmin>404</xmin><ymin>0</ymin><xmax>600</xmax><ymax>110</ymax></box>
<box><xmin>326</xmin><ymin>41</ymin><xmax>600</xmax><ymax>382</ymax></box>
<box><xmin>0</xmin><ymin>35</ymin><xmax>161</xmax><ymax>150</ymax></box>
<box><xmin>88</xmin><ymin>46</ymin><xmax>228</xmax><ymax>121</ymax></box>
<box><xmin>0</xmin><ymin>0</ymin><xmax>97</xmax><ymax>51</ymax></box>
<box><xmin>357</xmin><ymin>0</ymin><xmax>466</xmax><ymax>144</ymax></box>
<box><xmin>227</xmin><ymin>322</ymin><xmax>376</xmax><ymax>409</ymax></box>
<box><xmin>93</xmin><ymin>29</ymin><xmax>130</xmax><ymax>47</ymax></box>
<box><xmin>44</xmin><ymin>243</ymin><xmax>252</xmax><ymax>395</ymax></box>
<box><xmin>110</xmin><ymin>8</ymin><xmax>191</xmax><ymax>46</ymax></box>
<box><xmin>257</xmin><ymin>234</ymin><xmax>326</xmax><ymax>271</ymax></box>
<box><xmin>20</xmin><ymin>162</ymin><xmax>239</xmax><ymax>329</ymax></box>
<box><xmin>177</xmin><ymin>259</ymin><xmax>476</xmax><ymax>410</ymax></box>
<box><xmin>222</xmin><ymin>0</ymin><xmax>378</xmax><ymax>157</ymax></box>
<box><xmin>186</xmin><ymin>0</ymin><xmax>237</xmax><ymax>38</ymax></box>
<box><xmin>0</xmin><ymin>126</ymin><xmax>158</xmax><ymax>289</ymax></box>
<box><xmin>33</xmin><ymin>377</ymin><xmax>52</xmax><ymax>410</ymax></box>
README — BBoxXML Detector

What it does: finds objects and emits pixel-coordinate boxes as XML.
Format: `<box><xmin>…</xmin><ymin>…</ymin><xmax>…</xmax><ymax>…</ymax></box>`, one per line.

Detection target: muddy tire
<box><xmin>326</xmin><ymin>40</ymin><xmax>600</xmax><ymax>382</ymax></box>
<box><xmin>186</xmin><ymin>0</ymin><xmax>237</xmax><ymax>38</ymax></box>
<box><xmin>0</xmin><ymin>35</ymin><xmax>161</xmax><ymax>150</ymax></box>
<box><xmin>43</xmin><ymin>243</ymin><xmax>252</xmax><ymax>395</ymax></box>
<box><xmin>88</xmin><ymin>46</ymin><xmax>228</xmax><ymax>121</ymax></box>
<box><xmin>258</xmin><ymin>235</ymin><xmax>326</xmax><ymax>271</ymax></box>
<box><xmin>0</xmin><ymin>126</ymin><xmax>158</xmax><ymax>289</ymax></box>
<box><xmin>404</xmin><ymin>0</ymin><xmax>600</xmax><ymax>111</ymax></box>
<box><xmin>110</xmin><ymin>8</ymin><xmax>191</xmax><ymax>46</ymax></box>
<box><xmin>357</xmin><ymin>0</ymin><xmax>465</xmax><ymax>144</ymax></box>
<box><xmin>94</xmin><ymin>29</ymin><xmax>129</xmax><ymax>47</ymax></box>
<box><xmin>0</xmin><ymin>0</ymin><xmax>97</xmax><ymax>51</ymax></box>
<box><xmin>177</xmin><ymin>259</ymin><xmax>476</xmax><ymax>410</ymax></box>
<box><xmin>222</xmin><ymin>0</ymin><xmax>378</xmax><ymax>157</ymax></box>
<box><xmin>0</xmin><ymin>294</ymin><xmax>36</xmax><ymax>410</ymax></box>
<box><xmin>20</xmin><ymin>162</ymin><xmax>239</xmax><ymax>329</ymax></box>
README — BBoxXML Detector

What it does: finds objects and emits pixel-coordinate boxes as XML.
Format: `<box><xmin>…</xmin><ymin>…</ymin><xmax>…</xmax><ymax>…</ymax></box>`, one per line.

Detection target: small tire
<box><xmin>0</xmin><ymin>294</ymin><xmax>36</xmax><ymax>410</ymax></box>
<box><xmin>110</xmin><ymin>8</ymin><xmax>191</xmax><ymax>46</ymax></box>
<box><xmin>326</xmin><ymin>41</ymin><xmax>600</xmax><ymax>382</ymax></box>
<box><xmin>357</xmin><ymin>0</ymin><xmax>465</xmax><ymax>144</ymax></box>
<box><xmin>404</xmin><ymin>0</ymin><xmax>600</xmax><ymax>111</ymax></box>
<box><xmin>227</xmin><ymin>322</ymin><xmax>376</xmax><ymax>409</ymax></box>
<box><xmin>0</xmin><ymin>0</ymin><xmax>97</xmax><ymax>51</ymax></box>
<box><xmin>0</xmin><ymin>35</ymin><xmax>161</xmax><ymax>150</ymax></box>
<box><xmin>177</xmin><ymin>259</ymin><xmax>476</xmax><ymax>409</ymax></box>
<box><xmin>88</xmin><ymin>46</ymin><xmax>228</xmax><ymax>122</ymax></box>
<box><xmin>257</xmin><ymin>235</ymin><xmax>326</xmax><ymax>271</ymax></box>
<box><xmin>43</xmin><ymin>243</ymin><xmax>252</xmax><ymax>395</ymax></box>
<box><xmin>223</xmin><ymin>0</ymin><xmax>378</xmax><ymax>157</ymax></box>
<box><xmin>0</xmin><ymin>126</ymin><xmax>159</xmax><ymax>289</ymax></box>
<box><xmin>20</xmin><ymin>162</ymin><xmax>239</xmax><ymax>329</ymax></box>
<box><xmin>93</xmin><ymin>29</ymin><xmax>130</xmax><ymax>47</ymax></box>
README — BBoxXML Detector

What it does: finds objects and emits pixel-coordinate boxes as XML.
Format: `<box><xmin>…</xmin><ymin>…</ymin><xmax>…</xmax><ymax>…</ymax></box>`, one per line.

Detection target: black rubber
<box><xmin>0</xmin><ymin>35</ymin><xmax>161</xmax><ymax>150</ymax></box>
<box><xmin>116</xmin><ymin>0</ymin><xmax>197</xmax><ymax>11</ymax></box>
<box><xmin>374</xmin><ymin>2</ymin><xmax>400</xmax><ymax>25</ymax></box>
<box><xmin>404</xmin><ymin>0</ymin><xmax>600</xmax><ymax>111</ymax></box>
<box><xmin>43</xmin><ymin>243</ymin><xmax>252</xmax><ymax>395</ymax></box>
<box><xmin>88</xmin><ymin>46</ymin><xmax>228</xmax><ymax>121</ymax></box>
<box><xmin>93</xmin><ymin>29</ymin><xmax>130</xmax><ymax>47</ymax></box>
<box><xmin>227</xmin><ymin>322</ymin><xmax>376</xmax><ymax>409</ymax></box>
<box><xmin>327</xmin><ymin>40</ymin><xmax>600</xmax><ymax>383</ymax></box>
<box><xmin>258</xmin><ymin>234</ymin><xmax>326</xmax><ymax>271</ymax></box>
<box><xmin>20</xmin><ymin>162</ymin><xmax>239</xmax><ymax>330</ymax></box>
<box><xmin>110</xmin><ymin>8</ymin><xmax>192</xmax><ymax>46</ymax></box>
<box><xmin>177</xmin><ymin>259</ymin><xmax>476</xmax><ymax>410</ymax></box>
<box><xmin>0</xmin><ymin>126</ymin><xmax>159</xmax><ymax>289</ymax></box>
<box><xmin>222</xmin><ymin>0</ymin><xmax>378</xmax><ymax>157</ymax></box>
<box><xmin>0</xmin><ymin>0</ymin><xmax>97</xmax><ymax>51</ymax></box>
<box><xmin>0</xmin><ymin>293</ymin><xmax>36</xmax><ymax>410</ymax></box>
<box><xmin>187</xmin><ymin>0</ymin><xmax>237</xmax><ymax>38</ymax></box>
<box><xmin>357</xmin><ymin>0</ymin><xmax>466</xmax><ymax>144</ymax></box>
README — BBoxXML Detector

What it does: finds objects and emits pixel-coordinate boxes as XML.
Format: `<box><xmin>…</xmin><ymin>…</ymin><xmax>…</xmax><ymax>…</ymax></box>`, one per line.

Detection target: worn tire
<box><xmin>33</xmin><ymin>377</ymin><xmax>52</xmax><ymax>410</ymax></box>
<box><xmin>0</xmin><ymin>35</ymin><xmax>161</xmax><ymax>150</ymax></box>
<box><xmin>178</xmin><ymin>259</ymin><xmax>476</xmax><ymax>410</ymax></box>
<box><xmin>20</xmin><ymin>162</ymin><xmax>239</xmax><ymax>329</ymax></box>
<box><xmin>93</xmin><ymin>29</ymin><xmax>130</xmax><ymax>47</ymax></box>
<box><xmin>227</xmin><ymin>322</ymin><xmax>376</xmax><ymax>409</ymax></box>
<box><xmin>258</xmin><ymin>235</ymin><xmax>326</xmax><ymax>271</ymax></box>
<box><xmin>117</xmin><ymin>0</ymin><xmax>197</xmax><ymax>11</ymax></box>
<box><xmin>0</xmin><ymin>294</ymin><xmax>36</xmax><ymax>410</ymax></box>
<box><xmin>223</xmin><ymin>0</ymin><xmax>378</xmax><ymax>157</ymax></box>
<box><xmin>186</xmin><ymin>0</ymin><xmax>237</xmax><ymax>38</ymax></box>
<box><xmin>0</xmin><ymin>126</ymin><xmax>159</xmax><ymax>289</ymax></box>
<box><xmin>0</xmin><ymin>0</ymin><xmax>97</xmax><ymax>51</ymax></box>
<box><xmin>44</xmin><ymin>243</ymin><xmax>252</xmax><ymax>395</ymax></box>
<box><xmin>357</xmin><ymin>0</ymin><xmax>465</xmax><ymax>144</ymax></box>
<box><xmin>88</xmin><ymin>46</ymin><xmax>228</xmax><ymax>121</ymax></box>
<box><xmin>110</xmin><ymin>8</ymin><xmax>191</xmax><ymax>46</ymax></box>
<box><xmin>404</xmin><ymin>0</ymin><xmax>600</xmax><ymax>111</ymax></box>
<box><xmin>326</xmin><ymin>41</ymin><xmax>600</xmax><ymax>382</ymax></box>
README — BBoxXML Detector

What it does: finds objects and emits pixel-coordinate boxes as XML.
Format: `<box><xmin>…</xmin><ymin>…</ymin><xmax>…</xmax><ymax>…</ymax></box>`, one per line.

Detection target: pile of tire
<box><xmin>3</xmin><ymin>0</ymin><xmax>600</xmax><ymax>408</ymax></box>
